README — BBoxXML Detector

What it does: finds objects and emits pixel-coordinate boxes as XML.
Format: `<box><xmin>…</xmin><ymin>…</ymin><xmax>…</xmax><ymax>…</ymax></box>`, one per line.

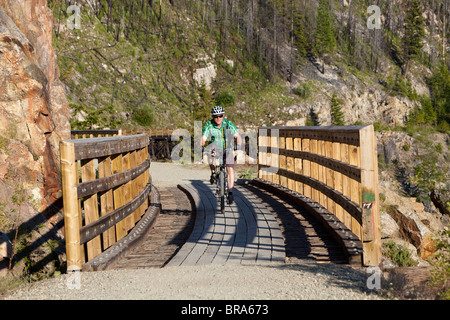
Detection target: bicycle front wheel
<box><xmin>220</xmin><ymin>195</ymin><xmax>225</xmax><ymax>214</ymax></box>
<box><xmin>218</xmin><ymin>170</ymin><xmax>225</xmax><ymax>213</ymax></box>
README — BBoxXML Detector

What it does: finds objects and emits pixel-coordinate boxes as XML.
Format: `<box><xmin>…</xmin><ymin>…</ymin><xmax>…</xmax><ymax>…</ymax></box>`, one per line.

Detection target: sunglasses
<box><xmin>213</xmin><ymin>114</ymin><xmax>224</xmax><ymax>118</ymax></box>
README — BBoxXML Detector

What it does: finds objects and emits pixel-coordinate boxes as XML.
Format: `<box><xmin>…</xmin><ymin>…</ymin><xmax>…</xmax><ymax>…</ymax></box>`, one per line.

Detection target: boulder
<box><xmin>379</xmin><ymin>181</ymin><xmax>443</xmax><ymax>261</ymax></box>
<box><xmin>384</xmin><ymin>201</ymin><xmax>438</xmax><ymax>262</ymax></box>
<box><xmin>418</xmin><ymin>233</ymin><xmax>437</xmax><ymax>260</ymax></box>
<box><xmin>381</xmin><ymin>211</ymin><xmax>400</xmax><ymax>239</ymax></box>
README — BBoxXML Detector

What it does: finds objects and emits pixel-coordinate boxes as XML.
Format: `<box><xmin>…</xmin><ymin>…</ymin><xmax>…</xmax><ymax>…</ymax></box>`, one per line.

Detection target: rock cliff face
<box><xmin>0</xmin><ymin>0</ymin><xmax>70</xmax><ymax>225</ymax></box>
<box><xmin>282</xmin><ymin>58</ymin><xmax>417</xmax><ymax>128</ymax></box>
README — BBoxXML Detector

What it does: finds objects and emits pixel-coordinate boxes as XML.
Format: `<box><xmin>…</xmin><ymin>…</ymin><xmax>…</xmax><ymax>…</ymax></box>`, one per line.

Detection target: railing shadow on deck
<box><xmin>237</xmin><ymin>182</ymin><xmax>313</xmax><ymax>261</ymax></box>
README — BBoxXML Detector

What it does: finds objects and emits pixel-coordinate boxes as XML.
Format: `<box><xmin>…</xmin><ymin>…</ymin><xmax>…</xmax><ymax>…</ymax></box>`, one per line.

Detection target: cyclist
<box><xmin>201</xmin><ymin>105</ymin><xmax>242</xmax><ymax>204</ymax></box>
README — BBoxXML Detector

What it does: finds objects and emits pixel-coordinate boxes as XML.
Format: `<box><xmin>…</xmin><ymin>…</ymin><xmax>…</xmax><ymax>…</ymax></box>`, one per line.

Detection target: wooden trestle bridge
<box><xmin>62</xmin><ymin>126</ymin><xmax>381</xmax><ymax>273</ymax></box>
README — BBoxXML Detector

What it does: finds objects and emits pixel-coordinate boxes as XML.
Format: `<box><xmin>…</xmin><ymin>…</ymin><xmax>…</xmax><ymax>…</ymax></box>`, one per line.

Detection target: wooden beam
<box><xmin>359</xmin><ymin>125</ymin><xmax>381</xmax><ymax>266</ymax></box>
<box><xmin>60</xmin><ymin>141</ymin><xmax>82</xmax><ymax>271</ymax></box>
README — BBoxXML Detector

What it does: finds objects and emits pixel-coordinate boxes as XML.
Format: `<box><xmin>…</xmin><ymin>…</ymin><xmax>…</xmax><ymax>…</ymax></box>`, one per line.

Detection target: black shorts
<box><xmin>208</xmin><ymin>148</ymin><xmax>235</xmax><ymax>167</ymax></box>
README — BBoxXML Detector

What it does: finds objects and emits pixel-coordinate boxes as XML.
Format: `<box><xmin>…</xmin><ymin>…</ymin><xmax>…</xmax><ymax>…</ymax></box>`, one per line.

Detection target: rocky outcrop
<box><xmin>287</xmin><ymin>58</ymin><xmax>417</xmax><ymax>127</ymax></box>
<box><xmin>0</xmin><ymin>1</ymin><xmax>70</xmax><ymax>216</ymax></box>
<box><xmin>376</xmin><ymin>130</ymin><xmax>449</xmax><ymax>265</ymax></box>
<box><xmin>0</xmin><ymin>1</ymin><xmax>70</xmax><ymax>275</ymax></box>
<box><xmin>193</xmin><ymin>62</ymin><xmax>217</xmax><ymax>90</ymax></box>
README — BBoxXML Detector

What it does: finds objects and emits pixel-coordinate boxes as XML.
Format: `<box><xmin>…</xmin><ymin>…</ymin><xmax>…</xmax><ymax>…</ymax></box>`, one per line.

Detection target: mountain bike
<box><xmin>211</xmin><ymin>155</ymin><xmax>228</xmax><ymax>214</ymax></box>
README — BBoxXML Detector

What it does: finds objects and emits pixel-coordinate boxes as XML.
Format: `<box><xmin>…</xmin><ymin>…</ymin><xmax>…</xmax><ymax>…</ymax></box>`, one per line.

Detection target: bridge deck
<box><xmin>167</xmin><ymin>182</ymin><xmax>286</xmax><ymax>266</ymax></box>
<box><xmin>112</xmin><ymin>180</ymin><xmax>348</xmax><ymax>270</ymax></box>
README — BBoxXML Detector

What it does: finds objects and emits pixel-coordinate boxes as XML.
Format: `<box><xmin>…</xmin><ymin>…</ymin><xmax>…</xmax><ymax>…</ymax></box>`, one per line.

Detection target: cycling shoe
<box><xmin>227</xmin><ymin>192</ymin><xmax>234</xmax><ymax>205</ymax></box>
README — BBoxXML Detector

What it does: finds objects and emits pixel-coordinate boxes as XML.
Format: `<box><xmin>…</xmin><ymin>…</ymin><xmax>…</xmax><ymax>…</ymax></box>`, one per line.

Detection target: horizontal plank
<box><xmin>62</xmin><ymin>134</ymin><xmax>149</xmax><ymax>160</ymax></box>
<box><xmin>79</xmin><ymin>183</ymin><xmax>152</xmax><ymax>244</ymax></box>
<box><xmin>77</xmin><ymin>158</ymin><xmax>150</xmax><ymax>198</ymax></box>
<box><xmin>278</xmin><ymin>148</ymin><xmax>361</xmax><ymax>181</ymax></box>
<box><xmin>260</xmin><ymin>125</ymin><xmax>369</xmax><ymax>132</ymax></box>
<box><xmin>71</xmin><ymin>129</ymin><xmax>120</xmax><ymax>136</ymax></box>
<box><xmin>259</xmin><ymin>126</ymin><xmax>366</xmax><ymax>146</ymax></box>
<box><xmin>259</xmin><ymin>167</ymin><xmax>362</xmax><ymax>224</ymax></box>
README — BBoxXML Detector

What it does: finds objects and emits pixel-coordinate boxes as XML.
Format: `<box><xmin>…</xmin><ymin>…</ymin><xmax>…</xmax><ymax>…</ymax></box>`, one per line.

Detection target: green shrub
<box><xmin>215</xmin><ymin>90</ymin><xmax>235</xmax><ymax>107</ymax></box>
<box><xmin>132</xmin><ymin>104</ymin><xmax>154</xmax><ymax>126</ymax></box>
<box><xmin>383</xmin><ymin>240</ymin><xmax>418</xmax><ymax>267</ymax></box>
<box><xmin>293</xmin><ymin>82</ymin><xmax>312</xmax><ymax>99</ymax></box>
<box><xmin>238</xmin><ymin>169</ymin><xmax>255</xmax><ymax>179</ymax></box>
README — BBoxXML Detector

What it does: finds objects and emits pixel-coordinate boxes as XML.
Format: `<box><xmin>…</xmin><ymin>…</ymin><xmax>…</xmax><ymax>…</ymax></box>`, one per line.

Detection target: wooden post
<box><xmin>349</xmin><ymin>144</ymin><xmax>362</xmax><ymax>241</ymax></box>
<box><xmin>302</xmin><ymin>138</ymin><xmax>311</xmax><ymax>198</ymax></box>
<box><xmin>137</xmin><ymin>147</ymin><xmax>147</xmax><ymax>218</ymax></box>
<box><xmin>359</xmin><ymin>125</ymin><xmax>381</xmax><ymax>266</ymax></box>
<box><xmin>143</xmin><ymin>145</ymin><xmax>150</xmax><ymax>211</ymax></box>
<box><xmin>60</xmin><ymin>141</ymin><xmax>82</xmax><ymax>271</ymax></box>
<box><xmin>293</xmin><ymin>137</ymin><xmax>303</xmax><ymax>194</ymax></box>
<box><xmin>258</xmin><ymin>130</ymin><xmax>266</xmax><ymax>180</ymax></box>
<box><xmin>325</xmin><ymin>140</ymin><xmax>335</xmax><ymax>215</ymax></box>
<box><xmin>122</xmin><ymin>151</ymin><xmax>134</xmax><ymax>232</ymax></box>
<box><xmin>340</xmin><ymin>143</ymin><xmax>352</xmax><ymax>229</ymax></box>
<box><xmin>310</xmin><ymin>139</ymin><xmax>319</xmax><ymax>203</ymax></box>
<box><xmin>279</xmin><ymin>135</ymin><xmax>287</xmax><ymax>187</ymax></box>
<box><xmin>112</xmin><ymin>154</ymin><xmax>127</xmax><ymax>241</ymax></box>
<box><xmin>270</xmin><ymin>130</ymin><xmax>279</xmax><ymax>184</ymax></box>
<box><xmin>285</xmin><ymin>135</ymin><xmax>294</xmax><ymax>191</ymax></box>
<box><xmin>333</xmin><ymin>141</ymin><xmax>344</xmax><ymax>222</ymax></box>
<box><xmin>318</xmin><ymin>140</ymin><xmax>327</xmax><ymax>208</ymax></box>
<box><xmin>98</xmin><ymin>156</ymin><xmax>116</xmax><ymax>249</ymax></box>
<box><xmin>81</xmin><ymin>158</ymin><xmax>102</xmax><ymax>260</ymax></box>
<box><xmin>130</xmin><ymin>150</ymin><xmax>141</xmax><ymax>223</ymax></box>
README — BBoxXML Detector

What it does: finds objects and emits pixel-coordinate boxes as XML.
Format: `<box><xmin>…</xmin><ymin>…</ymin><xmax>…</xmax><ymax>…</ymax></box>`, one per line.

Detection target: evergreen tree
<box><xmin>293</xmin><ymin>12</ymin><xmax>308</xmax><ymax>57</ymax></box>
<box><xmin>315</xmin><ymin>0</ymin><xmax>336</xmax><ymax>55</ymax></box>
<box><xmin>402</xmin><ymin>0</ymin><xmax>425</xmax><ymax>76</ymax></box>
<box><xmin>330</xmin><ymin>92</ymin><xmax>345</xmax><ymax>126</ymax></box>
<box><xmin>428</xmin><ymin>63</ymin><xmax>450</xmax><ymax>129</ymax></box>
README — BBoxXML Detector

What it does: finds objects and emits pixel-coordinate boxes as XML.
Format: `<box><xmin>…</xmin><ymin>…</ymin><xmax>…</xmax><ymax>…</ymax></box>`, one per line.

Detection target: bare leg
<box><xmin>226</xmin><ymin>165</ymin><xmax>235</xmax><ymax>192</ymax></box>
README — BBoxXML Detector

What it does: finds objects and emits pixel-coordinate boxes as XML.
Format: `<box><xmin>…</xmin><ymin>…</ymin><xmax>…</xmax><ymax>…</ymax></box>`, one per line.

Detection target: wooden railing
<box><xmin>122</xmin><ymin>128</ymin><xmax>174</xmax><ymax>137</ymax></box>
<box><xmin>257</xmin><ymin>125</ymin><xmax>381</xmax><ymax>266</ymax></box>
<box><xmin>70</xmin><ymin>129</ymin><xmax>122</xmax><ymax>139</ymax></box>
<box><xmin>60</xmin><ymin>133</ymin><xmax>153</xmax><ymax>271</ymax></box>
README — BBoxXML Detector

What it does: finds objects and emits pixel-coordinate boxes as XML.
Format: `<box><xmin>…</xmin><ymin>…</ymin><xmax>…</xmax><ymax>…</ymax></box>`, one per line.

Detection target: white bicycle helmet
<box><xmin>211</xmin><ymin>105</ymin><xmax>225</xmax><ymax>116</ymax></box>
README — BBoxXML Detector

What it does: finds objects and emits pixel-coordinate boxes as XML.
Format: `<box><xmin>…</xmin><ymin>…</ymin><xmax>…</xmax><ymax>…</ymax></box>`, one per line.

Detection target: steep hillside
<box><xmin>50</xmin><ymin>0</ymin><xmax>449</xmax><ymax>132</ymax></box>
<box><xmin>50</xmin><ymin>0</ymin><xmax>303</xmax><ymax>130</ymax></box>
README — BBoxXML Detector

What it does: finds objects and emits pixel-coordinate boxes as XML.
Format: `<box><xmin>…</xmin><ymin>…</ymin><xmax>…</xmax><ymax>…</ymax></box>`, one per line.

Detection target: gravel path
<box><xmin>3</xmin><ymin>163</ymin><xmax>385</xmax><ymax>300</ymax></box>
<box><xmin>150</xmin><ymin>161</ymin><xmax>211</xmax><ymax>187</ymax></box>
<box><xmin>5</xmin><ymin>263</ymin><xmax>383</xmax><ymax>300</ymax></box>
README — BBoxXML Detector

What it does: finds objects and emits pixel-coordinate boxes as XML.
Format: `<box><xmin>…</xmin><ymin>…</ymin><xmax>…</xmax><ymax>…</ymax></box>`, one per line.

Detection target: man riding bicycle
<box><xmin>201</xmin><ymin>105</ymin><xmax>242</xmax><ymax>205</ymax></box>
